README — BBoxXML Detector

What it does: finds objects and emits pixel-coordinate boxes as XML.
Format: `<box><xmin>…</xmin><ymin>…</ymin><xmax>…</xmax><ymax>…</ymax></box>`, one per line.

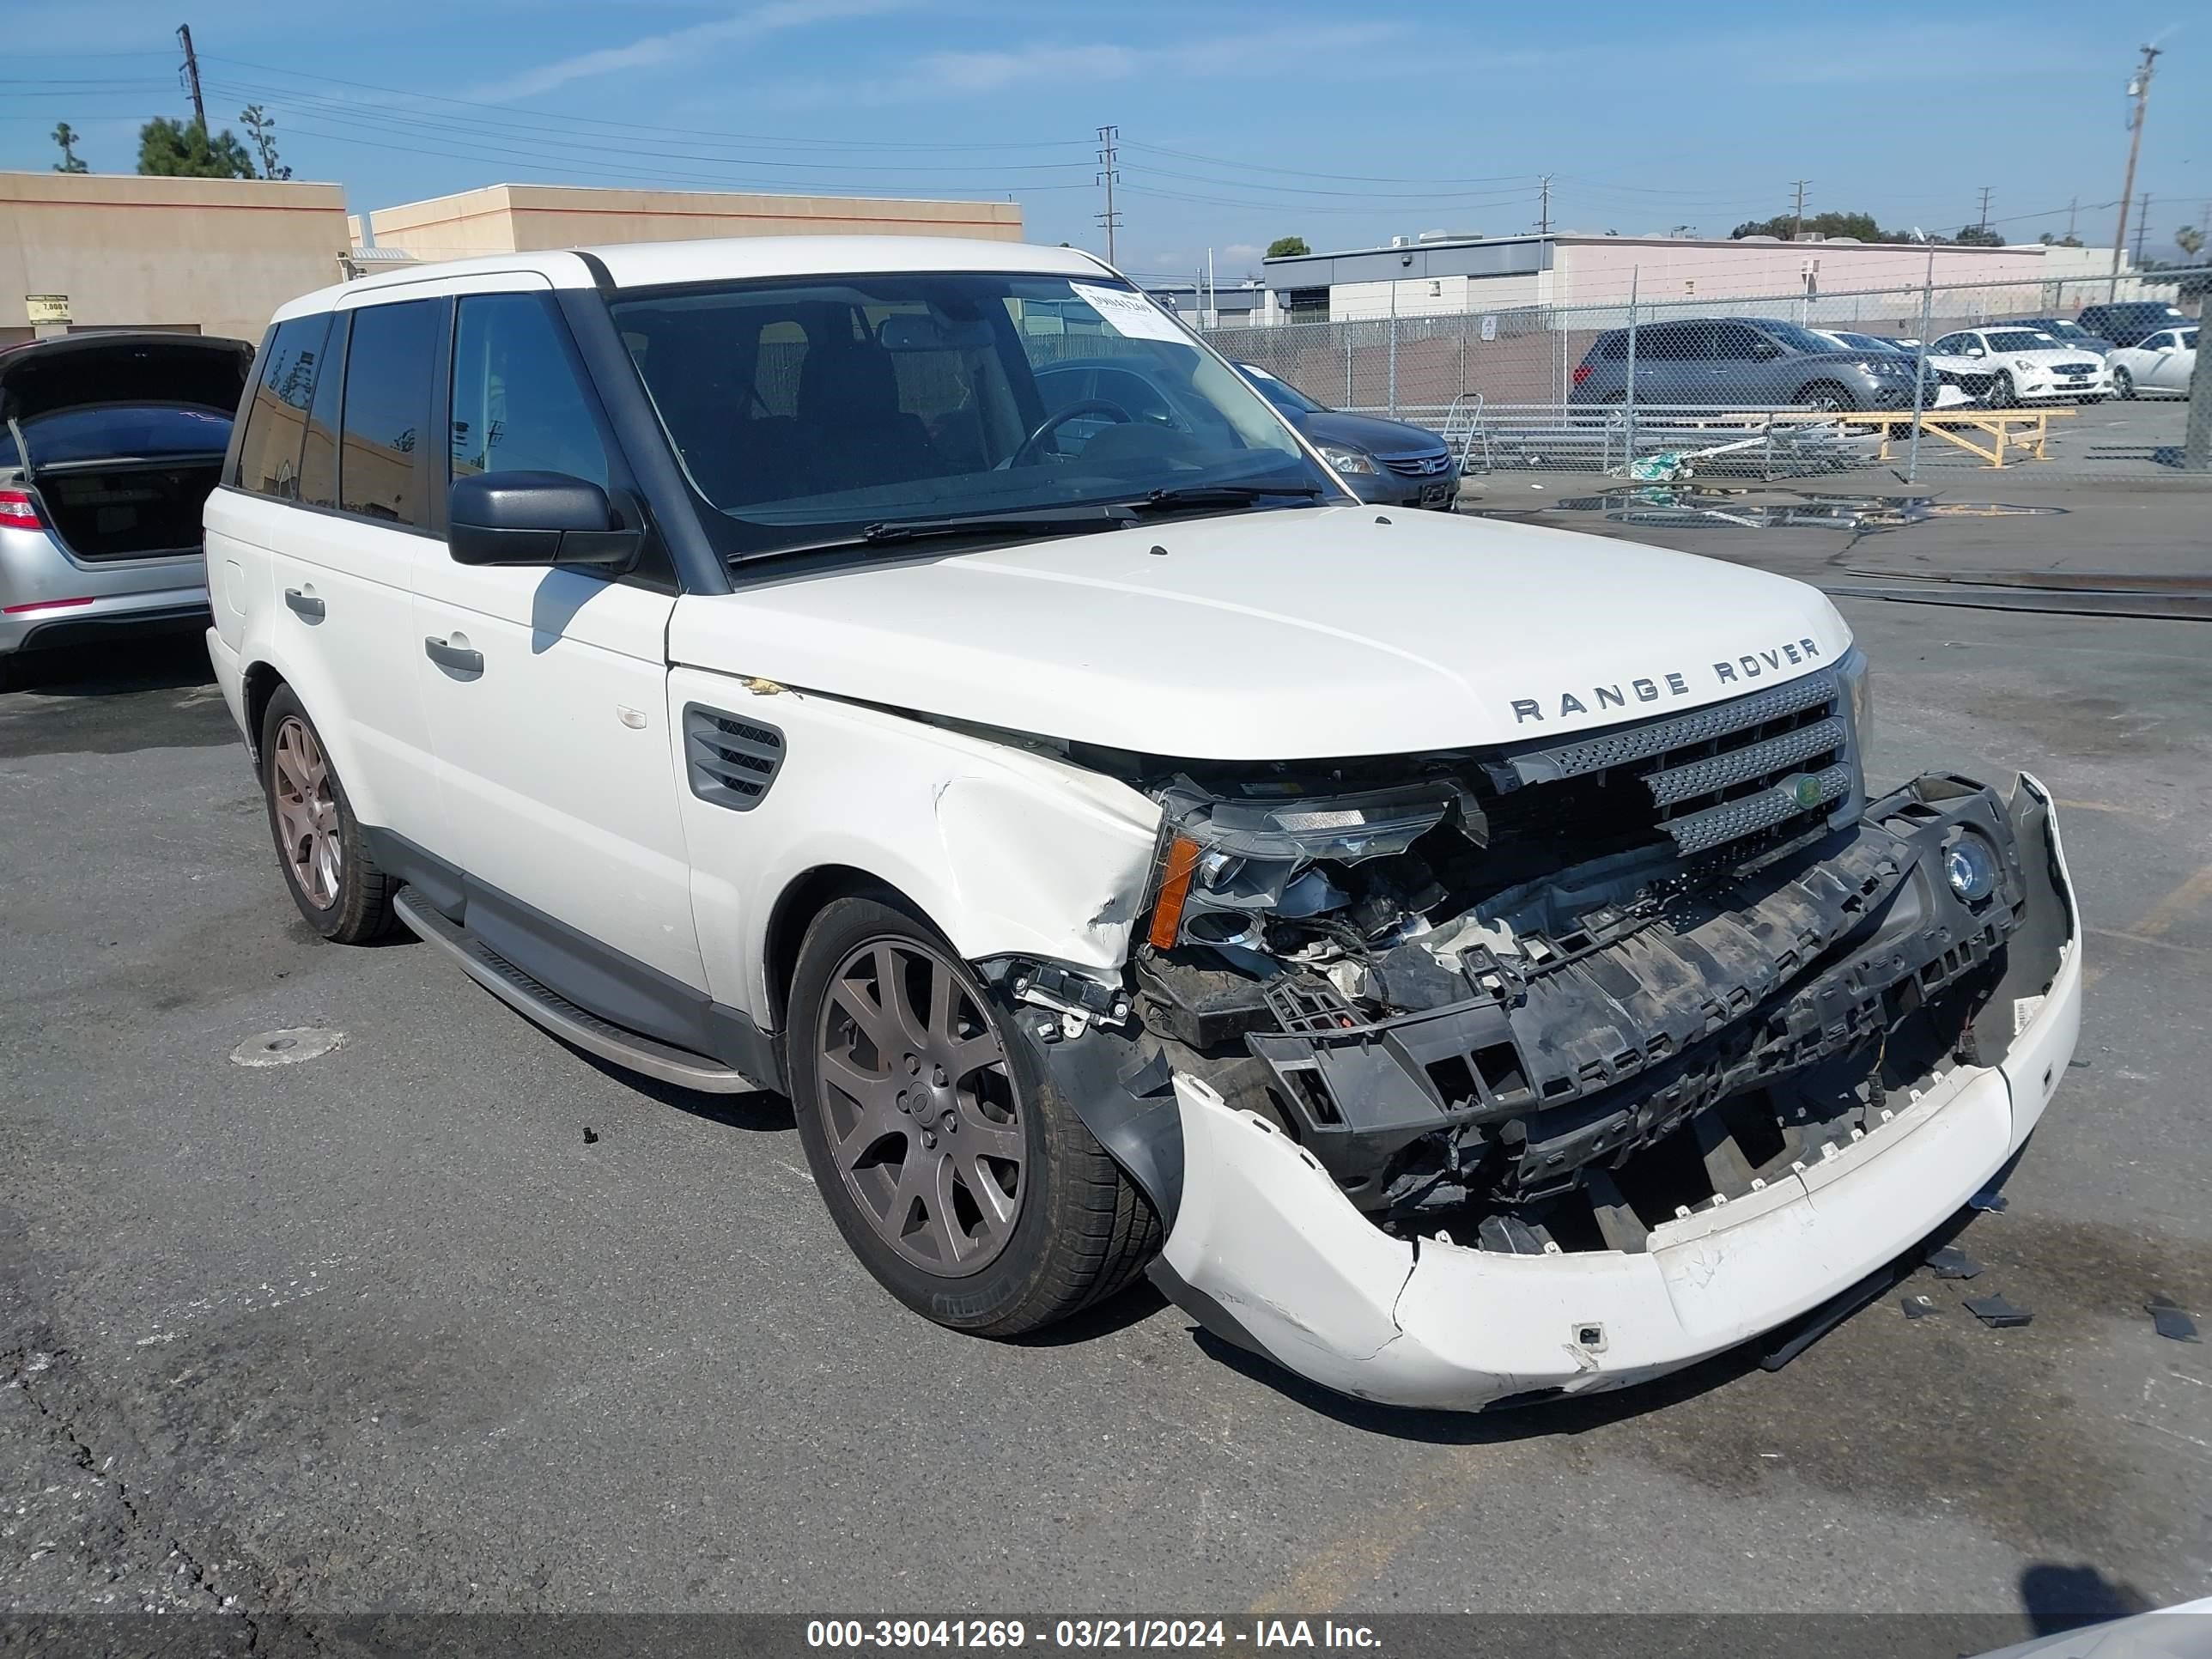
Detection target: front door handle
<box><xmin>283</xmin><ymin>587</ymin><xmax>325</xmax><ymax>622</ymax></box>
<box><xmin>423</xmin><ymin>635</ymin><xmax>484</xmax><ymax>676</ymax></box>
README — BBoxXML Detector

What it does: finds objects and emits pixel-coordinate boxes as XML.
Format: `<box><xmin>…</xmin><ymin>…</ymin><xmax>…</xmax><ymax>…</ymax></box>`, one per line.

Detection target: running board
<box><xmin>392</xmin><ymin>890</ymin><xmax>760</xmax><ymax>1095</ymax></box>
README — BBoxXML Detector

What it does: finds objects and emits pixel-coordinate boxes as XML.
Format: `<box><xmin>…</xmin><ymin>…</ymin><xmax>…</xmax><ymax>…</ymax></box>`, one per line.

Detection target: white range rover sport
<box><xmin>207</xmin><ymin>237</ymin><xmax>2081</xmax><ymax>1413</ymax></box>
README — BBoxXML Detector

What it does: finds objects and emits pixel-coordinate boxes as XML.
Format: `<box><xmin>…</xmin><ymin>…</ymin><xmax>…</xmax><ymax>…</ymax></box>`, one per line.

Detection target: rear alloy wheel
<box><xmin>2114</xmin><ymin>366</ymin><xmax>2136</xmax><ymax>400</ymax></box>
<box><xmin>1987</xmin><ymin>372</ymin><xmax>2016</xmax><ymax>408</ymax></box>
<box><xmin>788</xmin><ymin>895</ymin><xmax>1158</xmax><ymax>1335</ymax></box>
<box><xmin>259</xmin><ymin>685</ymin><xmax>395</xmax><ymax>943</ymax></box>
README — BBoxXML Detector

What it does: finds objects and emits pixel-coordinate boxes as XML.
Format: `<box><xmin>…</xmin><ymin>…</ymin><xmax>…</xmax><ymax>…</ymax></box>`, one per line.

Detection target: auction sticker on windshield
<box><xmin>1072</xmin><ymin>282</ymin><xmax>1188</xmax><ymax>343</ymax></box>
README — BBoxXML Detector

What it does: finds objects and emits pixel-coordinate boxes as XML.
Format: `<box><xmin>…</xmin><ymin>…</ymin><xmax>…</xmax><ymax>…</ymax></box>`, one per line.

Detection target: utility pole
<box><xmin>2133</xmin><ymin>193</ymin><xmax>2152</xmax><ymax>265</ymax></box>
<box><xmin>1976</xmin><ymin>185</ymin><xmax>1994</xmax><ymax>231</ymax></box>
<box><xmin>2110</xmin><ymin>43</ymin><xmax>2160</xmax><ymax>300</ymax></box>
<box><xmin>1790</xmin><ymin>179</ymin><xmax>1809</xmax><ymax>240</ymax></box>
<box><xmin>2066</xmin><ymin>198</ymin><xmax>2079</xmax><ymax>242</ymax></box>
<box><xmin>1537</xmin><ymin>173</ymin><xmax>1553</xmax><ymax>239</ymax></box>
<box><xmin>1094</xmin><ymin>125</ymin><xmax>1121</xmax><ymax>267</ymax></box>
<box><xmin>176</xmin><ymin>22</ymin><xmax>206</xmax><ymax>131</ymax></box>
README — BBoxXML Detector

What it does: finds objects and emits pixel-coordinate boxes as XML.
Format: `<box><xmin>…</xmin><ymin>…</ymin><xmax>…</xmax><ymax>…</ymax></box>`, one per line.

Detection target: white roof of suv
<box><xmin>276</xmin><ymin>235</ymin><xmax>1117</xmax><ymax>322</ymax></box>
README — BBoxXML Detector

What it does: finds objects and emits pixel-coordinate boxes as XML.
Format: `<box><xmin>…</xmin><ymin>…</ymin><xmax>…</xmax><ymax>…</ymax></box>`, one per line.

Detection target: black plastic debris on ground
<box><xmin>1965</xmin><ymin>1293</ymin><xmax>2033</xmax><ymax>1329</ymax></box>
<box><xmin>1929</xmin><ymin>1245</ymin><xmax>1984</xmax><ymax>1279</ymax></box>
<box><xmin>582</xmin><ymin>1126</ymin><xmax>600</xmax><ymax>1146</ymax></box>
<box><xmin>1901</xmin><ymin>1294</ymin><xmax>1939</xmax><ymax>1321</ymax></box>
<box><xmin>2146</xmin><ymin>1295</ymin><xmax>2201</xmax><ymax>1343</ymax></box>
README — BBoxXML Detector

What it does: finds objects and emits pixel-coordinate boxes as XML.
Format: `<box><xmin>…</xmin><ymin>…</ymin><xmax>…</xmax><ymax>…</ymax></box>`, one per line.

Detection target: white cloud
<box><xmin>769</xmin><ymin>22</ymin><xmax>1406</xmax><ymax>108</ymax></box>
<box><xmin>467</xmin><ymin>0</ymin><xmax>909</xmax><ymax>103</ymax></box>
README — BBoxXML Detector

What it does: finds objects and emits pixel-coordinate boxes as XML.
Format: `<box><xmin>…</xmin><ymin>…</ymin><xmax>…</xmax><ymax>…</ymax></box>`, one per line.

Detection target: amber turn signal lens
<box><xmin>1146</xmin><ymin>835</ymin><xmax>1203</xmax><ymax>951</ymax></box>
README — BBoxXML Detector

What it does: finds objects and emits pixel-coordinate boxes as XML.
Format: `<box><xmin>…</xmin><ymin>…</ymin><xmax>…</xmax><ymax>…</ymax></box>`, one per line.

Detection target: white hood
<box><xmin>668</xmin><ymin>506</ymin><xmax>1850</xmax><ymax>760</ymax></box>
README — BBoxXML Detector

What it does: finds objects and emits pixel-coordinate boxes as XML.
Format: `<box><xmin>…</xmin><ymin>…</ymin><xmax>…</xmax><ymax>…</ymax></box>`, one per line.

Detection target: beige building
<box><xmin>366</xmin><ymin>183</ymin><xmax>1024</xmax><ymax>261</ymax></box>
<box><xmin>0</xmin><ymin>171</ymin><xmax>351</xmax><ymax>348</ymax></box>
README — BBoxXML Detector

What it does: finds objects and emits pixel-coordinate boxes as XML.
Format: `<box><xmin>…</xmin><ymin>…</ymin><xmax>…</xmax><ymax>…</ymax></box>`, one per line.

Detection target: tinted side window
<box><xmin>1709</xmin><ymin>325</ymin><xmax>1770</xmax><ymax>361</ymax></box>
<box><xmin>1632</xmin><ymin>325</ymin><xmax>1692</xmax><ymax>362</ymax></box>
<box><xmin>339</xmin><ymin>300</ymin><xmax>439</xmax><ymax>526</ymax></box>
<box><xmin>450</xmin><ymin>293</ymin><xmax>611</xmax><ymax>489</ymax></box>
<box><xmin>298</xmin><ymin>312</ymin><xmax>348</xmax><ymax>510</ymax></box>
<box><xmin>236</xmin><ymin>314</ymin><xmax>331</xmax><ymax>499</ymax></box>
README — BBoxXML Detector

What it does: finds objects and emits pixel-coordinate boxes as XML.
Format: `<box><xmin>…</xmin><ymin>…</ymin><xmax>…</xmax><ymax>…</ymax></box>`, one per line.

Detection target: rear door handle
<box><xmin>283</xmin><ymin>587</ymin><xmax>325</xmax><ymax>622</ymax></box>
<box><xmin>423</xmin><ymin>636</ymin><xmax>483</xmax><ymax>676</ymax></box>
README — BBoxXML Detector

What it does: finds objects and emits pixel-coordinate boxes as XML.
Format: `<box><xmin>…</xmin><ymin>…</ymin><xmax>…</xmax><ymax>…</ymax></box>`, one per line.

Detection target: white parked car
<box><xmin>2106</xmin><ymin>325</ymin><xmax>2197</xmax><ymax>399</ymax></box>
<box><xmin>1924</xmin><ymin>328</ymin><xmax>2110</xmax><ymax>405</ymax></box>
<box><xmin>206</xmin><ymin>237</ymin><xmax>2080</xmax><ymax>1413</ymax></box>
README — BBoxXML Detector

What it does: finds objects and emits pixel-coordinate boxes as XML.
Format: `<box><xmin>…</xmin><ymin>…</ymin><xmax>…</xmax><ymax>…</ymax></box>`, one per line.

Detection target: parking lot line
<box><xmin>2128</xmin><ymin>865</ymin><xmax>2212</xmax><ymax>941</ymax></box>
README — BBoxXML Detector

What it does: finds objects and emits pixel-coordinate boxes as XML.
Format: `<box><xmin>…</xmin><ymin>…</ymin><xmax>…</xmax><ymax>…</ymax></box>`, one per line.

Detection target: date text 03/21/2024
<box><xmin>804</xmin><ymin>1620</ymin><xmax>1382</xmax><ymax>1650</ymax></box>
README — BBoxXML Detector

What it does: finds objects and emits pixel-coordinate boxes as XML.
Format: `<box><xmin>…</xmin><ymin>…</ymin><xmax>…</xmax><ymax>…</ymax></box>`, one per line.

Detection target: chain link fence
<box><xmin>1200</xmin><ymin>268</ymin><xmax>2211</xmax><ymax>483</ymax></box>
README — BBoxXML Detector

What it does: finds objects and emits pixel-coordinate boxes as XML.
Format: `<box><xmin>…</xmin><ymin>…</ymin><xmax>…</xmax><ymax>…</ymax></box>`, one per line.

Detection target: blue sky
<box><xmin>7</xmin><ymin>0</ymin><xmax>2208</xmax><ymax>279</ymax></box>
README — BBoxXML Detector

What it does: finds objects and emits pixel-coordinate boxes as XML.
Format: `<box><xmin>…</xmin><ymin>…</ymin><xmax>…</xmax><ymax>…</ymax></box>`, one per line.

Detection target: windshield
<box><xmin>19</xmin><ymin>404</ymin><xmax>233</xmax><ymax>467</ymax></box>
<box><xmin>609</xmin><ymin>271</ymin><xmax>1328</xmax><ymax>557</ymax></box>
<box><xmin>1989</xmin><ymin>331</ymin><xmax>2060</xmax><ymax>353</ymax></box>
<box><xmin>1837</xmin><ymin>332</ymin><xmax>1905</xmax><ymax>353</ymax></box>
<box><xmin>1238</xmin><ymin>364</ymin><xmax>1327</xmax><ymax>416</ymax></box>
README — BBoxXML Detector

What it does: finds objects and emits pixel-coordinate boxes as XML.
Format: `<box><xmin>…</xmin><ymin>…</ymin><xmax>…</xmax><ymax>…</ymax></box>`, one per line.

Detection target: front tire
<box><xmin>259</xmin><ymin>685</ymin><xmax>395</xmax><ymax>943</ymax></box>
<box><xmin>1987</xmin><ymin>372</ymin><xmax>2016</xmax><ymax>408</ymax></box>
<box><xmin>1802</xmin><ymin>380</ymin><xmax>1858</xmax><ymax>413</ymax></box>
<box><xmin>787</xmin><ymin>895</ymin><xmax>1159</xmax><ymax>1336</ymax></box>
<box><xmin>2114</xmin><ymin>366</ymin><xmax>2136</xmax><ymax>400</ymax></box>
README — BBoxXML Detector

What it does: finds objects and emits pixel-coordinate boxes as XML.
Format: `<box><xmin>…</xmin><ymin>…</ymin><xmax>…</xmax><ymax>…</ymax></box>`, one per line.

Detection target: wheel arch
<box><xmin>763</xmin><ymin>862</ymin><xmax>914</xmax><ymax>1036</ymax></box>
<box><xmin>241</xmin><ymin>658</ymin><xmax>286</xmax><ymax>766</ymax></box>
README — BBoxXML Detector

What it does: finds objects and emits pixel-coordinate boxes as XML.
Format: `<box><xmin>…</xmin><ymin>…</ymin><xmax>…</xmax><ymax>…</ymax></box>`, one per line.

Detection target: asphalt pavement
<box><xmin>3</xmin><ymin>501</ymin><xmax>2209</xmax><ymax>1638</ymax></box>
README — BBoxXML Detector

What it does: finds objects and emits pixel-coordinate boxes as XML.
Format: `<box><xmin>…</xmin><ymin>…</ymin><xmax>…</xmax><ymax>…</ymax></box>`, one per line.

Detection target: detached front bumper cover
<box><xmin>1148</xmin><ymin>773</ymin><xmax>2080</xmax><ymax>1412</ymax></box>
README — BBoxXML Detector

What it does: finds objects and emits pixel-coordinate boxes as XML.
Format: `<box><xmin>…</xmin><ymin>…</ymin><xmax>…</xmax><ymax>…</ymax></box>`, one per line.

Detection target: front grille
<box><xmin>1380</xmin><ymin>453</ymin><xmax>1452</xmax><ymax>477</ymax></box>
<box><xmin>1492</xmin><ymin>669</ymin><xmax>1853</xmax><ymax>865</ymax></box>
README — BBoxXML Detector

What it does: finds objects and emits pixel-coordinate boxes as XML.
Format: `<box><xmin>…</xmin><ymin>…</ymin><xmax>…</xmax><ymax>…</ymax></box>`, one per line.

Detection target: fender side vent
<box><xmin>684</xmin><ymin>703</ymin><xmax>784</xmax><ymax>811</ymax></box>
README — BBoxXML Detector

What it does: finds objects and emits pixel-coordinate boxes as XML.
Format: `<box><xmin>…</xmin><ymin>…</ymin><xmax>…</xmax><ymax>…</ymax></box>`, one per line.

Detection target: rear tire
<box><xmin>258</xmin><ymin>685</ymin><xmax>396</xmax><ymax>944</ymax></box>
<box><xmin>787</xmin><ymin>894</ymin><xmax>1159</xmax><ymax>1336</ymax></box>
<box><xmin>2113</xmin><ymin>366</ymin><xmax>2136</xmax><ymax>400</ymax></box>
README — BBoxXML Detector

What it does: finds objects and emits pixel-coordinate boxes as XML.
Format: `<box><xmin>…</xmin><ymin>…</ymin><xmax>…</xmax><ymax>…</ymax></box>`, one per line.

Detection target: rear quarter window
<box><xmin>235</xmin><ymin>314</ymin><xmax>332</xmax><ymax>499</ymax></box>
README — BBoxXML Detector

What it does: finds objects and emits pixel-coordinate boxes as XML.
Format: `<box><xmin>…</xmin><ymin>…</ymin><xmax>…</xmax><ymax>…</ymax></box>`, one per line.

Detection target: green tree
<box><xmin>239</xmin><ymin>105</ymin><xmax>291</xmax><ymax>179</ymax></box>
<box><xmin>1265</xmin><ymin>235</ymin><xmax>1310</xmax><ymax>258</ymax></box>
<box><xmin>51</xmin><ymin>121</ymin><xmax>89</xmax><ymax>173</ymax></box>
<box><xmin>1730</xmin><ymin>210</ymin><xmax>1892</xmax><ymax>242</ymax></box>
<box><xmin>2038</xmin><ymin>231</ymin><xmax>2085</xmax><ymax>248</ymax></box>
<box><xmin>137</xmin><ymin>116</ymin><xmax>255</xmax><ymax>179</ymax></box>
<box><xmin>2177</xmin><ymin>223</ymin><xmax>2206</xmax><ymax>261</ymax></box>
<box><xmin>1952</xmin><ymin>223</ymin><xmax>2003</xmax><ymax>247</ymax></box>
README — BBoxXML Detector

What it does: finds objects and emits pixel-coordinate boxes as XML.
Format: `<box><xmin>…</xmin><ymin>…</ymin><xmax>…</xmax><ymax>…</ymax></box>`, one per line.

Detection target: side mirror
<box><xmin>1965</xmin><ymin>346</ymin><xmax>1985</xmax><ymax>359</ymax></box>
<box><xmin>447</xmin><ymin>471</ymin><xmax>642</xmax><ymax>569</ymax></box>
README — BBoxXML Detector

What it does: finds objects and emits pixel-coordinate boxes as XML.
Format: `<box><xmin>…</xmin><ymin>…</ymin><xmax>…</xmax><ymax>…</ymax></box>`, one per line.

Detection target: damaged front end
<box><xmin>998</xmin><ymin>653</ymin><xmax>2081</xmax><ymax>1409</ymax></box>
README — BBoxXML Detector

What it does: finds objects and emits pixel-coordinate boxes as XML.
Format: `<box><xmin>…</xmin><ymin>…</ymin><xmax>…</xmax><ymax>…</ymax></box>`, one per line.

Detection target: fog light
<box><xmin>1945</xmin><ymin>834</ymin><xmax>1999</xmax><ymax>903</ymax></box>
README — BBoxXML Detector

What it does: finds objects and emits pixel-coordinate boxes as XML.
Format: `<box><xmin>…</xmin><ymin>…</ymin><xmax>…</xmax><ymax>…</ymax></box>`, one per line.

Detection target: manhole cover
<box><xmin>230</xmin><ymin>1027</ymin><xmax>344</xmax><ymax>1067</ymax></box>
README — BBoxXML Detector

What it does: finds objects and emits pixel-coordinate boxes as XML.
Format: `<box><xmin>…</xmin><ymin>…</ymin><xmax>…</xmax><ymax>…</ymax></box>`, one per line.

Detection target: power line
<box><xmin>202</xmin><ymin>54</ymin><xmax>1091</xmax><ymax>154</ymax></box>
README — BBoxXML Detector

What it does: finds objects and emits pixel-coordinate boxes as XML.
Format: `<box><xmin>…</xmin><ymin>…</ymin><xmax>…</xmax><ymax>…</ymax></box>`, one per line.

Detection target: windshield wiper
<box><xmin>1127</xmin><ymin>481</ymin><xmax>1328</xmax><ymax>512</ymax></box>
<box><xmin>860</xmin><ymin>505</ymin><xmax>1137</xmax><ymax>544</ymax></box>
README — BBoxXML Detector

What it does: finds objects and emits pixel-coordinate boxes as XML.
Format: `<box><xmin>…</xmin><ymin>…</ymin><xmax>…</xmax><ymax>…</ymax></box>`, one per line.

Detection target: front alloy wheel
<box><xmin>787</xmin><ymin>895</ymin><xmax>1160</xmax><ymax>1336</ymax></box>
<box><xmin>2114</xmin><ymin>366</ymin><xmax>2136</xmax><ymax>399</ymax></box>
<box><xmin>814</xmin><ymin>937</ymin><xmax>1023</xmax><ymax>1276</ymax></box>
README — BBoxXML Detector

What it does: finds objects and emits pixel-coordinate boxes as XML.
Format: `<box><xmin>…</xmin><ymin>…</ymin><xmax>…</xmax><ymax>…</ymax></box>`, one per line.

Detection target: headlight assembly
<box><xmin>1317</xmin><ymin>444</ymin><xmax>1377</xmax><ymax>476</ymax></box>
